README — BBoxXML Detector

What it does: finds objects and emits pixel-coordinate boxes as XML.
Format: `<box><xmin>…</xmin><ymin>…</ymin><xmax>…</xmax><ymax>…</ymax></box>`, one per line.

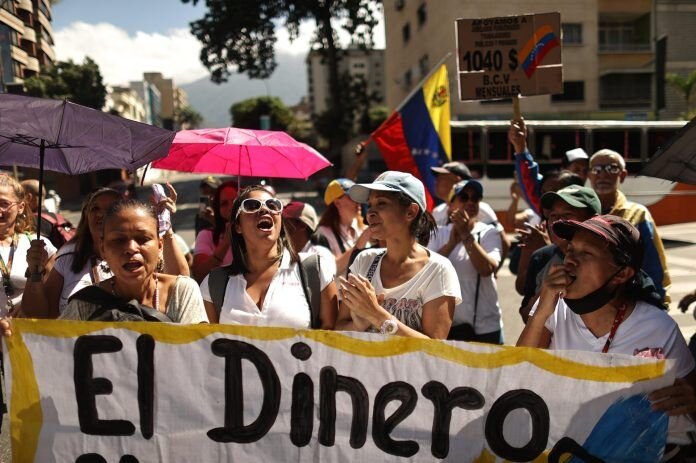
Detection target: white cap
<box><xmin>565</xmin><ymin>148</ymin><xmax>589</xmax><ymax>163</ymax></box>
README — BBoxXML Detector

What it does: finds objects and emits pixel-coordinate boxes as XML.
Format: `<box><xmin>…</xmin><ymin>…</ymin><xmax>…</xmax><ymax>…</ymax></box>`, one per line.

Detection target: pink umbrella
<box><xmin>152</xmin><ymin>128</ymin><xmax>332</xmax><ymax>179</ymax></box>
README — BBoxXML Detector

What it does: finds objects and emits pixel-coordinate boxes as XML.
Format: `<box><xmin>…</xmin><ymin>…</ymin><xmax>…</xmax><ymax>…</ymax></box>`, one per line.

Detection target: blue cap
<box><xmin>349</xmin><ymin>171</ymin><xmax>426</xmax><ymax>211</ymax></box>
<box><xmin>449</xmin><ymin>179</ymin><xmax>483</xmax><ymax>202</ymax></box>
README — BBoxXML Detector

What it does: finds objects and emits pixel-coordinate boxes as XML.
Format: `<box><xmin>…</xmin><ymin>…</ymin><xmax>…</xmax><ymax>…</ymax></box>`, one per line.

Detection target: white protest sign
<box><xmin>455</xmin><ymin>12</ymin><xmax>563</xmax><ymax>101</ymax></box>
<box><xmin>3</xmin><ymin>320</ymin><xmax>677</xmax><ymax>462</ymax></box>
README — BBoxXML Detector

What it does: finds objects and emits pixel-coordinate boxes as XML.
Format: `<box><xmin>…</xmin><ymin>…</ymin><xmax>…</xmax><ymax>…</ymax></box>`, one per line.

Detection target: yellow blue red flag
<box><xmin>370</xmin><ymin>64</ymin><xmax>451</xmax><ymax>210</ymax></box>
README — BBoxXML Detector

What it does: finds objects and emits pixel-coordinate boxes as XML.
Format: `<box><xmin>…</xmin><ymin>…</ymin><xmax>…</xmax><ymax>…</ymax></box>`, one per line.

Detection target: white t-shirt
<box><xmin>531</xmin><ymin>299</ymin><xmax>695</xmax><ymax>378</ymax></box>
<box><xmin>53</xmin><ymin>243</ymin><xmax>113</xmax><ymax>314</ymax></box>
<box><xmin>428</xmin><ymin>222</ymin><xmax>503</xmax><ymax>333</ymax></box>
<box><xmin>302</xmin><ymin>241</ymin><xmax>337</xmax><ymax>272</ymax></box>
<box><xmin>193</xmin><ymin>229</ymin><xmax>232</xmax><ymax>265</ymax></box>
<box><xmin>349</xmin><ymin>248</ymin><xmax>462</xmax><ymax>333</ymax></box>
<box><xmin>200</xmin><ymin>249</ymin><xmax>335</xmax><ymax>328</ymax></box>
<box><xmin>432</xmin><ymin>201</ymin><xmax>504</xmax><ymax>233</ymax></box>
<box><xmin>0</xmin><ymin>233</ymin><xmax>56</xmax><ymax>317</ymax></box>
<box><xmin>318</xmin><ymin>219</ymin><xmax>362</xmax><ymax>256</ymax></box>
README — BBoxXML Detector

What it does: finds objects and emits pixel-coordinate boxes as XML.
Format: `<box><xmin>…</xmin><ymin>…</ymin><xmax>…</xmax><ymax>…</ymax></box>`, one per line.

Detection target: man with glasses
<box><xmin>589</xmin><ymin>149</ymin><xmax>671</xmax><ymax>307</ymax></box>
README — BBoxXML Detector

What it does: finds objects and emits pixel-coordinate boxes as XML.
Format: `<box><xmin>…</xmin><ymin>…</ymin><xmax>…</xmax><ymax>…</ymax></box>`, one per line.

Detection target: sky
<box><xmin>51</xmin><ymin>0</ymin><xmax>385</xmax><ymax>87</ymax></box>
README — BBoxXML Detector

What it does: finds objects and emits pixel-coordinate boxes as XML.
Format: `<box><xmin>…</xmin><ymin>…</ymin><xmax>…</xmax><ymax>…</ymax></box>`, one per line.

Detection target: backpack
<box><xmin>40</xmin><ymin>212</ymin><xmax>76</xmax><ymax>248</ymax></box>
<box><xmin>208</xmin><ymin>254</ymin><xmax>323</xmax><ymax>328</ymax></box>
<box><xmin>68</xmin><ymin>285</ymin><xmax>173</xmax><ymax>322</ymax></box>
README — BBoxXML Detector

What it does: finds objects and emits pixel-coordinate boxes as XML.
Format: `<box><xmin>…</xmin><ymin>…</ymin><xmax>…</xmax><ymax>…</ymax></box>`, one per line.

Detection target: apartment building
<box><xmin>0</xmin><ymin>0</ymin><xmax>54</xmax><ymax>89</ymax></box>
<box><xmin>307</xmin><ymin>48</ymin><xmax>386</xmax><ymax>116</ymax></box>
<box><xmin>385</xmin><ymin>0</ymin><xmax>693</xmax><ymax>120</ymax></box>
<box><xmin>104</xmin><ymin>86</ymin><xmax>147</xmax><ymax>123</ymax></box>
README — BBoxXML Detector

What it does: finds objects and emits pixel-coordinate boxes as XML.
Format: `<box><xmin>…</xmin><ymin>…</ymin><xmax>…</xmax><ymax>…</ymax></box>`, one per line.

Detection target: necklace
<box><xmin>111</xmin><ymin>273</ymin><xmax>160</xmax><ymax>312</ymax></box>
<box><xmin>601</xmin><ymin>304</ymin><xmax>627</xmax><ymax>353</ymax></box>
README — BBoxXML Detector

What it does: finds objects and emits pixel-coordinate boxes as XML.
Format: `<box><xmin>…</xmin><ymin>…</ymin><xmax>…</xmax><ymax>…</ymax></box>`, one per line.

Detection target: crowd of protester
<box><xmin>0</xmin><ymin>116</ymin><xmax>695</xmax><ymax>457</ymax></box>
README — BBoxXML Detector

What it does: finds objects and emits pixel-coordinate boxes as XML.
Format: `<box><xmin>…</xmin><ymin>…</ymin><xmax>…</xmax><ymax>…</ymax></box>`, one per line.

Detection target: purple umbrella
<box><xmin>0</xmin><ymin>94</ymin><xmax>174</xmax><ymax>240</ymax></box>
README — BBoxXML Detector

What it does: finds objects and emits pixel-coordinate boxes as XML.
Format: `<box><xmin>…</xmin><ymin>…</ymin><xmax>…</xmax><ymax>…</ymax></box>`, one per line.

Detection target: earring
<box><xmin>156</xmin><ymin>255</ymin><xmax>164</xmax><ymax>273</ymax></box>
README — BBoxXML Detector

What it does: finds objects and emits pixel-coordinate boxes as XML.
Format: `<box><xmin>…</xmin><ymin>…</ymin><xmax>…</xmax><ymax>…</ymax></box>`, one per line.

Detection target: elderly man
<box><xmin>589</xmin><ymin>149</ymin><xmax>671</xmax><ymax>306</ymax></box>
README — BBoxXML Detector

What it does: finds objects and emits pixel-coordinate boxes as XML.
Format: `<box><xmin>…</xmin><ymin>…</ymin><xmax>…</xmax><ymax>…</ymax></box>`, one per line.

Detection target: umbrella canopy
<box><xmin>152</xmin><ymin>128</ymin><xmax>332</xmax><ymax>179</ymax></box>
<box><xmin>0</xmin><ymin>94</ymin><xmax>174</xmax><ymax>174</ymax></box>
<box><xmin>641</xmin><ymin>117</ymin><xmax>696</xmax><ymax>184</ymax></box>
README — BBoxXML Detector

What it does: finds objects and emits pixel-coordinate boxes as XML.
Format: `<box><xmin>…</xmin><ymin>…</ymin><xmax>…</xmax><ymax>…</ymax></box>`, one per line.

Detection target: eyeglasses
<box><xmin>0</xmin><ymin>201</ymin><xmax>18</xmax><ymax>212</ymax></box>
<box><xmin>236</xmin><ymin>198</ymin><xmax>283</xmax><ymax>219</ymax></box>
<box><xmin>590</xmin><ymin>164</ymin><xmax>622</xmax><ymax>176</ymax></box>
<box><xmin>455</xmin><ymin>193</ymin><xmax>481</xmax><ymax>203</ymax></box>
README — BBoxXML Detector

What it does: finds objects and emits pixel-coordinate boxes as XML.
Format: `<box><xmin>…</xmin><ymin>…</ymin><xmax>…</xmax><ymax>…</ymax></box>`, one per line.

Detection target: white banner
<box><xmin>3</xmin><ymin>320</ymin><xmax>678</xmax><ymax>462</ymax></box>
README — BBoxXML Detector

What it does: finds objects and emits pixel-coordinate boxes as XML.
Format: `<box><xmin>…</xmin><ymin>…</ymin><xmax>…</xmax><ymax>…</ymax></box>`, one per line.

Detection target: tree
<box><xmin>24</xmin><ymin>57</ymin><xmax>107</xmax><ymax>110</ymax></box>
<box><xmin>175</xmin><ymin>105</ymin><xmax>205</xmax><ymax>129</ymax></box>
<box><xmin>182</xmin><ymin>0</ymin><xmax>381</xmax><ymax>164</ymax></box>
<box><xmin>230</xmin><ymin>96</ymin><xmax>294</xmax><ymax>131</ymax></box>
<box><xmin>666</xmin><ymin>70</ymin><xmax>696</xmax><ymax>117</ymax></box>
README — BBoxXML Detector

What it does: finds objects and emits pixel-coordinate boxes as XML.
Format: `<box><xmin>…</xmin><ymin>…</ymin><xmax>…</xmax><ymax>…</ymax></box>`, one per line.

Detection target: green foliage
<box><xmin>175</xmin><ymin>105</ymin><xmax>204</xmax><ymax>129</ymax></box>
<box><xmin>666</xmin><ymin>70</ymin><xmax>696</xmax><ymax>116</ymax></box>
<box><xmin>182</xmin><ymin>0</ymin><xmax>382</xmax><ymax>158</ymax></box>
<box><xmin>230</xmin><ymin>96</ymin><xmax>294</xmax><ymax>130</ymax></box>
<box><xmin>24</xmin><ymin>57</ymin><xmax>107</xmax><ymax>110</ymax></box>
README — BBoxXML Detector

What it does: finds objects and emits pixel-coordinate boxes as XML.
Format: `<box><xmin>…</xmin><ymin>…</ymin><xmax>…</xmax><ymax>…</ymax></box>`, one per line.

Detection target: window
<box><xmin>551</xmin><ymin>81</ymin><xmax>585</xmax><ymax>102</ymax></box>
<box><xmin>0</xmin><ymin>0</ymin><xmax>15</xmax><ymax>14</ymax></box>
<box><xmin>417</xmin><ymin>3</ymin><xmax>427</xmax><ymax>27</ymax></box>
<box><xmin>418</xmin><ymin>54</ymin><xmax>429</xmax><ymax>78</ymax></box>
<box><xmin>562</xmin><ymin>23</ymin><xmax>582</xmax><ymax>45</ymax></box>
<box><xmin>599</xmin><ymin>14</ymin><xmax>650</xmax><ymax>51</ymax></box>
<box><xmin>403</xmin><ymin>69</ymin><xmax>413</xmax><ymax>89</ymax></box>
<box><xmin>402</xmin><ymin>23</ymin><xmax>411</xmax><ymax>44</ymax></box>
<box><xmin>599</xmin><ymin>73</ymin><xmax>651</xmax><ymax>109</ymax></box>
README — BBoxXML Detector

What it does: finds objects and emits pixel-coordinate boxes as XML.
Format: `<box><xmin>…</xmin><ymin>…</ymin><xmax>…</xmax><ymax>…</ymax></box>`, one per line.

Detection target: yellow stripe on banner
<box><xmin>6</xmin><ymin>330</ymin><xmax>43</xmax><ymax>462</ymax></box>
<box><xmin>422</xmin><ymin>64</ymin><xmax>451</xmax><ymax>159</ymax></box>
<box><xmin>12</xmin><ymin>319</ymin><xmax>665</xmax><ymax>384</ymax></box>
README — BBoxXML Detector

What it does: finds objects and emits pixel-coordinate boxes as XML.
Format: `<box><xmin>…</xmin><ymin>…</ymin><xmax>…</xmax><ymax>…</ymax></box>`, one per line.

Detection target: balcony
<box><xmin>22</xmin><ymin>25</ymin><xmax>36</xmax><ymax>42</ymax></box>
<box><xmin>10</xmin><ymin>44</ymin><xmax>28</xmax><ymax>65</ymax></box>
<box><xmin>0</xmin><ymin>8</ymin><xmax>24</xmax><ymax>33</ymax></box>
<box><xmin>598</xmin><ymin>13</ymin><xmax>651</xmax><ymax>54</ymax></box>
<box><xmin>15</xmin><ymin>0</ymin><xmax>32</xmax><ymax>12</ymax></box>
<box><xmin>25</xmin><ymin>56</ymin><xmax>39</xmax><ymax>72</ymax></box>
<box><xmin>39</xmin><ymin>38</ymin><xmax>55</xmax><ymax>61</ymax></box>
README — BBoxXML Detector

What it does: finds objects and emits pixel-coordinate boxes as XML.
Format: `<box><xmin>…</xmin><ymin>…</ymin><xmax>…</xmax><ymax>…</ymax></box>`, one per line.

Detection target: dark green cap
<box><xmin>540</xmin><ymin>185</ymin><xmax>601</xmax><ymax>215</ymax></box>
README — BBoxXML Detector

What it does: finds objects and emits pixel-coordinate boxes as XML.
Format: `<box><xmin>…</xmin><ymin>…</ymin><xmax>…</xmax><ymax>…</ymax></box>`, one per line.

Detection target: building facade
<box><xmin>0</xmin><ymin>0</ymin><xmax>54</xmax><ymax>90</ymax></box>
<box><xmin>384</xmin><ymin>0</ymin><xmax>692</xmax><ymax>120</ymax></box>
<box><xmin>307</xmin><ymin>48</ymin><xmax>386</xmax><ymax>116</ymax></box>
<box><xmin>129</xmin><ymin>79</ymin><xmax>162</xmax><ymax>127</ymax></box>
<box><xmin>104</xmin><ymin>86</ymin><xmax>147</xmax><ymax>122</ymax></box>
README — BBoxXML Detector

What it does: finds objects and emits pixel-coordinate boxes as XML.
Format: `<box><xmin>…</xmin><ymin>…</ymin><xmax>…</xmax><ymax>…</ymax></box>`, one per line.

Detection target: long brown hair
<box><xmin>0</xmin><ymin>173</ymin><xmax>33</xmax><ymax>235</ymax></box>
<box><xmin>317</xmin><ymin>201</ymin><xmax>365</xmax><ymax>249</ymax></box>
<box><xmin>212</xmin><ymin>181</ymin><xmax>238</xmax><ymax>246</ymax></box>
<box><xmin>227</xmin><ymin>186</ymin><xmax>297</xmax><ymax>276</ymax></box>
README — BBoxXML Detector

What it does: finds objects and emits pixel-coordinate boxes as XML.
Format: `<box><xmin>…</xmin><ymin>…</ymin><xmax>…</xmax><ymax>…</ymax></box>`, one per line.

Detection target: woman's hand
<box><xmin>339</xmin><ymin>274</ymin><xmax>388</xmax><ymax>328</ymax></box>
<box><xmin>154</xmin><ymin>182</ymin><xmax>178</xmax><ymax>214</ymax></box>
<box><xmin>355</xmin><ymin>227</ymin><xmax>373</xmax><ymax>250</ymax></box>
<box><xmin>650</xmin><ymin>378</ymin><xmax>696</xmax><ymax>417</ymax></box>
<box><xmin>450</xmin><ymin>209</ymin><xmax>474</xmax><ymax>242</ymax></box>
<box><xmin>536</xmin><ymin>264</ymin><xmax>571</xmax><ymax>319</ymax></box>
<box><xmin>515</xmin><ymin>223</ymin><xmax>549</xmax><ymax>250</ymax></box>
<box><xmin>26</xmin><ymin>239</ymin><xmax>48</xmax><ymax>275</ymax></box>
<box><xmin>1</xmin><ymin>318</ymin><xmax>12</xmax><ymax>337</ymax></box>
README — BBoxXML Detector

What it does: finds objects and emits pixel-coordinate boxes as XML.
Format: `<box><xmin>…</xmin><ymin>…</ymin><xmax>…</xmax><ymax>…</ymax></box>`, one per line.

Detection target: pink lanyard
<box><xmin>602</xmin><ymin>305</ymin><xmax>627</xmax><ymax>354</ymax></box>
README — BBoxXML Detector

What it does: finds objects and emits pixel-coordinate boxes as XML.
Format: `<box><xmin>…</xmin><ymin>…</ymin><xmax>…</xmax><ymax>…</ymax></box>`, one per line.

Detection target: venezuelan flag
<box><xmin>370</xmin><ymin>64</ymin><xmax>451</xmax><ymax>211</ymax></box>
<box><xmin>520</xmin><ymin>25</ymin><xmax>560</xmax><ymax>78</ymax></box>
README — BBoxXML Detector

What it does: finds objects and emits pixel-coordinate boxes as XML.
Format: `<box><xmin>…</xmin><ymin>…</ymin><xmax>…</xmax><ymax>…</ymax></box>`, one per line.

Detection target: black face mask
<box><xmin>564</xmin><ymin>268</ymin><xmax>624</xmax><ymax>315</ymax></box>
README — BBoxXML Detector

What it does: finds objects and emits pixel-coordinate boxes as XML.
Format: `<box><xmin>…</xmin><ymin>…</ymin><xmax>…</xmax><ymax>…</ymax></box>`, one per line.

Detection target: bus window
<box><xmin>451</xmin><ymin>128</ymin><xmax>482</xmax><ymax>163</ymax></box>
<box><xmin>488</xmin><ymin>130</ymin><xmax>511</xmax><ymax>162</ymax></box>
<box><xmin>532</xmin><ymin>129</ymin><xmax>587</xmax><ymax>163</ymax></box>
<box><xmin>593</xmin><ymin>129</ymin><xmax>642</xmax><ymax>160</ymax></box>
<box><xmin>486</xmin><ymin>163</ymin><xmax>516</xmax><ymax>179</ymax></box>
<box><xmin>648</xmin><ymin>129</ymin><xmax>677</xmax><ymax>158</ymax></box>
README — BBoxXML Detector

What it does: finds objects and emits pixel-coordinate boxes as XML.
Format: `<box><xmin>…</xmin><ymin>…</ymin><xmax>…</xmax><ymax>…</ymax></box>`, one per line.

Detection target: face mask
<box><xmin>564</xmin><ymin>268</ymin><xmax>624</xmax><ymax>315</ymax></box>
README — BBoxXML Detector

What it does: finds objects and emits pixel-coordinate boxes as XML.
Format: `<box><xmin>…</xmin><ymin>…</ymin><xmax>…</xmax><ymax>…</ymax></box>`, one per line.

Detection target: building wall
<box><xmin>384</xmin><ymin>0</ymin><xmax>669</xmax><ymax>120</ymax></box>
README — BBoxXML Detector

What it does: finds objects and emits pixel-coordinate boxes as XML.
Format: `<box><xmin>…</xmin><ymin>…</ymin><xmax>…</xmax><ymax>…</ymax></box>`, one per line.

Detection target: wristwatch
<box><xmin>379</xmin><ymin>316</ymin><xmax>399</xmax><ymax>335</ymax></box>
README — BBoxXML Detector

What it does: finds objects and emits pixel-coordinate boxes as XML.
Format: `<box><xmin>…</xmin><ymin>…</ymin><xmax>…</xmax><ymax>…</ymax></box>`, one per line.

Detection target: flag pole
<box><xmin>347</xmin><ymin>52</ymin><xmax>453</xmax><ymax>179</ymax></box>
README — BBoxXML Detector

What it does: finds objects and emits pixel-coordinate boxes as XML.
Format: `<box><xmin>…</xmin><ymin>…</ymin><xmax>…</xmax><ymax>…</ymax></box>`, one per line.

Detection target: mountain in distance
<box><xmin>181</xmin><ymin>52</ymin><xmax>308</xmax><ymax>128</ymax></box>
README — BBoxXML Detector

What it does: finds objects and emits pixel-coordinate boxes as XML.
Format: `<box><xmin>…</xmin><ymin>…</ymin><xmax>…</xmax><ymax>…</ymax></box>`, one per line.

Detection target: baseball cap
<box><xmin>324</xmin><ymin>178</ymin><xmax>355</xmax><ymax>205</ymax></box>
<box><xmin>282</xmin><ymin>201</ymin><xmax>318</xmax><ymax>232</ymax></box>
<box><xmin>349</xmin><ymin>171</ymin><xmax>427</xmax><ymax>211</ymax></box>
<box><xmin>552</xmin><ymin>214</ymin><xmax>643</xmax><ymax>269</ymax></box>
<box><xmin>430</xmin><ymin>161</ymin><xmax>472</xmax><ymax>180</ymax></box>
<box><xmin>540</xmin><ymin>185</ymin><xmax>601</xmax><ymax>215</ymax></box>
<box><xmin>200</xmin><ymin>175</ymin><xmax>222</xmax><ymax>189</ymax></box>
<box><xmin>449</xmin><ymin>179</ymin><xmax>483</xmax><ymax>202</ymax></box>
<box><xmin>565</xmin><ymin>148</ymin><xmax>589</xmax><ymax>163</ymax></box>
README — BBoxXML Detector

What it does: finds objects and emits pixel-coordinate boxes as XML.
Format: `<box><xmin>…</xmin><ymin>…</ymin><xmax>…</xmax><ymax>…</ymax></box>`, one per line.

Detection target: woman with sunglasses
<box><xmin>60</xmin><ymin>199</ymin><xmax>207</xmax><ymax>323</ymax></box>
<box><xmin>192</xmin><ymin>180</ymin><xmax>238</xmax><ymax>283</ymax></box>
<box><xmin>429</xmin><ymin>180</ymin><xmax>503</xmax><ymax>343</ymax></box>
<box><xmin>335</xmin><ymin>171</ymin><xmax>460</xmax><ymax>339</ymax></box>
<box><xmin>22</xmin><ymin>185</ymin><xmax>189</xmax><ymax>318</ymax></box>
<box><xmin>0</xmin><ymin>174</ymin><xmax>57</xmax><ymax>318</ymax></box>
<box><xmin>200</xmin><ymin>186</ymin><xmax>338</xmax><ymax>328</ymax></box>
